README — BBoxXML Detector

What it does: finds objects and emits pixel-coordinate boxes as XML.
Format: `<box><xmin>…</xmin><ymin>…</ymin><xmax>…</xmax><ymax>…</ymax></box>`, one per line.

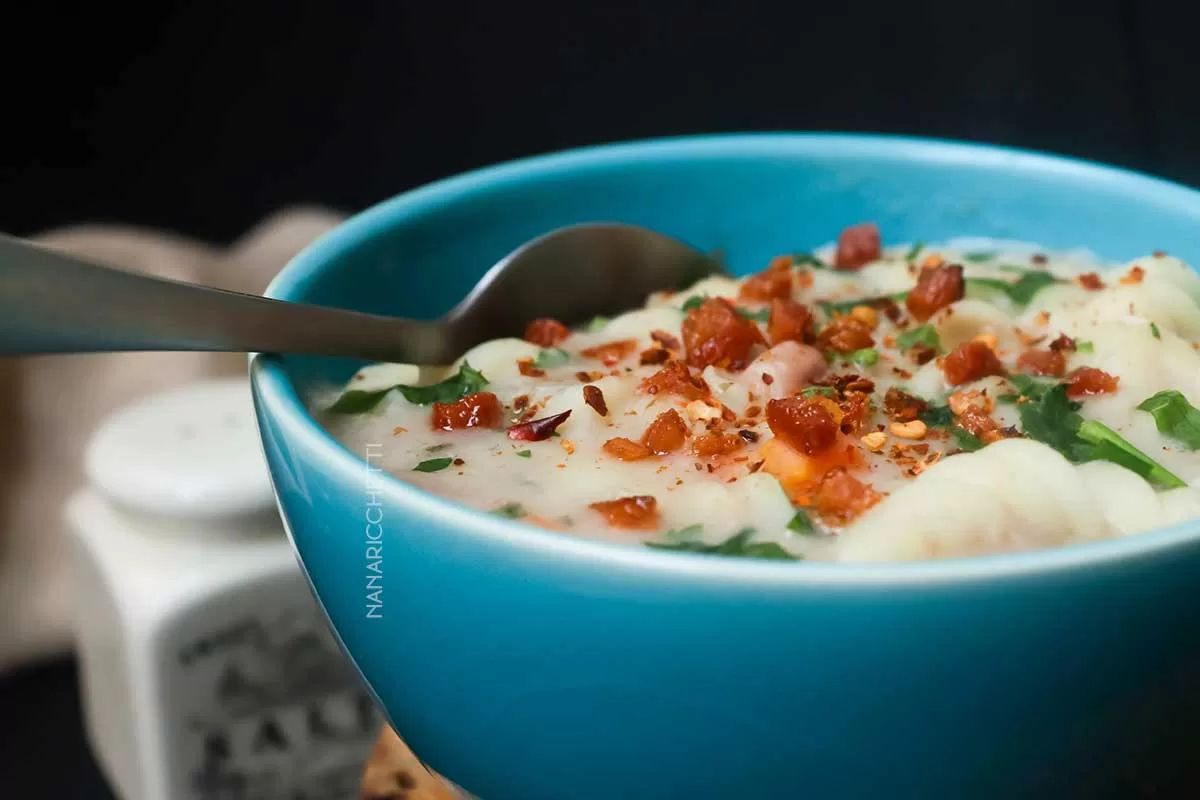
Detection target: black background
<box><xmin>5</xmin><ymin>2</ymin><xmax>1200</xmax><ymax>797</ymax></box>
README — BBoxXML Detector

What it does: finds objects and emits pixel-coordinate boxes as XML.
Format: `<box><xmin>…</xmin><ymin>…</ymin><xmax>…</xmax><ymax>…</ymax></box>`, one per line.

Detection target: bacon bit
<box><xmin>861</xmin><ymin>431</ymin><xmax>888</xmax><ymax>452</ymax></box>
<box><xmin>1017</xmin><ymin>348</ymin><xmax>1066</xmax><ymax>377</ymax></box>
<box><xmin>892</xmin><ymin>367</ymin><xmax>914</xmax><ymax>379</ymax></box>
<box><xmin>693</xmin><ymin>432</ymin><xmax>744</xmax><ymax>457</ymax></box>
<box><xmin>1048</xmin><ymin>333</ymin><xmax>1077</xmax><ymax>352</ymax></box>
<box><xmin>639</xmin><ymin>347</ymin><xmax>670</xmax><ymax>365</ymax></box>
<box><xmin>760</xmin><ymin>374</ymin><xmax>775</xmax><ymax>388</ymax></box>
<box><xmin>889</xmin><ymin>420</ymin><xmax>927</xmax><ymax>440</ymax></box>
<box><xmin>452</xmin><ymin>457</ymin><xmax>465</xmax><ymax>466</ymax></box>
<box><xmin>941</xmin><ymin>341</ymin><xmax>1006</xmax><ymax>386</ymax></box>
<box><xmin>745</xmin><ymin>404</ymin><xmax>762</xmax><ymax>418</ymax></box>
<box><xmin>906</xmin><ymin>264</ymin><xmax>965</xmax><ymax>322</ymax></box>
<box><xmin>1066</xmin><ymin>367</ymin><xmax>1119</xmax><ymax>398</ymax></box>
<box><xmin>589</xmin><ymin>495</ymin><xmax>659</xmax><ymax>530</ymax></box>
<box><xmin>650</xmin><ymin>330</ymin><xmax>681</xmax><ymax>351</ymax></box>
<box><xmin>955</xmin><ymin>405</ymin><xmax>1002</xmax><ymax>443</ymax></box>
<box><xmin>1120</xmin><ymin>266</ymin><xmax>1146</xmax><ymax>285</ymax></box>
<box><xmin>560</xmin><ymin>439</ymin><xmax>576</xmax><ymax>455</ymax></box>
<box><xmin>1077</xmin><ymin>272</ymin><xmax>1105</xmax><ymax>291</ymax></box>
<box><xmin>817</xmin><ymin>316</ymin><xmax>875</xmax><ymax>353</ymax></box>
<box><xmin>602</xmin><ymin>437</ymin><xmax>653</xmax><ymax>461</ymax></box>
<box><xmin>878</xmin><ymin>297</ymin><xmax>906</xmax><ymax>325</ymax></box>
<box><xmin>849</xmin><ymin>305</ymin><xmax>879</xmax><ymax>329</ymax></box>
<box><xmin>883</xmin><ymin>388</ymin><xmax>927</xmax><ymax>422</ymax></box>
<box><xmin>1034</xmin><ymin>311</ymin><xmax>1051</xmax><ymax>326</ymax></box>
<box><xmin>517</xmin><ymin>358</ymin><xmax>546</xmax><ymax>377</ymax></box>
<box><xmin>640</xmin><ymin>360</ymin><xmax>710</xmax><ymax>401</ymax></box>
<box><xmin>740</xmin><ymin>255</ymin><xmax>795</xmax><ymax>301</ymax></box>
<box><xmin>766</xmin><ymin>397</ymin><xmax>839</xmax><ymax>455</ymax></box>
<box><xmin>583</xmin><ymin>385</ymin><xmax>608</xmax><ymax>416</ymax></box>
<box><xmin>582</xmin><ymin>339</ymin><xmax>639</xmax><ymax>366</ymax></box>
<box><xmin>507</xmin><ymin>409</ymin><xmax>572</xmax><ymax>441</ymax></box>
<box><xmin>837</xmin><ymin>391</ymin><xmax>872</xmax><ymax>434</ymax></box>
<box><xmin>767</xmin><ymin>298</ymin><xmax>816</xmax><ymax>345</ymax></box>
<box><xmin>1032</xmin><ymin>253</ymin><xmax>1048</xmax><ymax>265</ymax></box>
<box><xmin>738</xmin><ymin>429</ymin><xmax>760</xmax><ymax>443</ymax></box>
<box><xmin>813</xmin><ymin>468</ymin><xmax>882</xmax><ymax>524</ymax></box>
<box><xmin>524</xmin><ymin>318</ymin><xmax>570</xmax><ymax>347</ymax></box>
<box><xmin>834</xmin><ymin>223</ymin><xmax>882</xmax><ymax>270</ymax></box>
<box><xmin>921</xmin><ymin>254</ymin><xmax>945</xmax><ymax>269</ymax></box>
<box><xmin>682</xmin><ymin>297</ymin><xmax>765</xmax><ymax>369</ymax></box>
<box><xmin>512</xmin><ymin>394</ymin><xmax>530</xmax><ymax>410</ymax></box>
<box><xmin>911</xmin><ymin>344</ymin><xmax>937</xmax><ymax>365</ymax></box>
<box><xmin>642</xmin><ymin>409</ymin><xmax>689</xmax><ymax>454</ymax></box>
<box><xmin>432</xmin><ymin>392</ymin><xmax>503</xmax><ymax>431</ymax></box>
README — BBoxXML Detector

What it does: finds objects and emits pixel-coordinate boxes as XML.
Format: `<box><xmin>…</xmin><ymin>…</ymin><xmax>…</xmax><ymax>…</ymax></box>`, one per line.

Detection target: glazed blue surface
<box><xmin>250</xmin><ymin>135</ymin><xmax>1200</xmax><ymax>798</ymax></box>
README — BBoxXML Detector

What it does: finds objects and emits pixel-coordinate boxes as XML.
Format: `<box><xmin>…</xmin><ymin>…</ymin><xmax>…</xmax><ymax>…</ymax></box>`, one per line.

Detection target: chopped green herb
<box><xmin>681</xmin><ymin>295</ymin><xmax>708</xmax><ymax>312</ymax></box>
<box><xmin>1150</xmin><ymin>322</ymin><xmax>1162</xmax><ymax>339</ymax></box>
<box><xmin>801</xmin><ymin>386</ymin><xmax>838</xmax><ymax>398</ymax></box>
<box><xmin>951</xmin><ymin>427</ymin><xmax>985</xmax><ymax>452</ymax></box>
<box><xmin>1137</xmin><ymin>390</ymin><xmax>1200</xmax><ymax>450</ymax></box>
<box><xmin>665</xmin><ymin>523</ymin><xmax>704</xmax><ymax>542</ymax></box>
<box><xmin>491</xmin><ymin>502</ymin><xmax>527</xmax><ymax>518</ymax></box>
<box><xmin>1077</xmin><ymin>420</ymin><xmax>1186</xmax><ymax>489</ymax></box>
<box><xmin>586</xmin><ymin>315</ymin><xmax>610</xmax><ymax>332</ymax></box>
<box><xmin>1016</xmin><ymin>383</ymin><xmax>1089</xmax><ymax>461</ymax></box>
<box><xmin>413</xmin><ymin>457</ymin><xmax>453</xmax><ymax>473</ymax></box>
<box><xmin>786</xmin><ymin>509</ymin><xmax>817</xmax><ymax>535</ymax></box>
<box><xmin>918</xmin><ymin>404</ymin><xmax>954</xmax><ymax>428</ymax></box>
<box><xmin>533</xmin><ymin>347</ymin><xmax>571</xmax><ymax>369</ymax></box>
<box><xmin>896</xmin><ymin>324</ymin><xmax>941</xmax><ymax>352</ymax></box>
<box><xmin>425</xmin><ymin>443</ymin><xmax>450</xmax><ymax>453</ymax></box>
<box><xmin>792</xmin><ymin>253</ymin><xmax>828</xmax><ymax>269</ymax></box>
<box><xmin>819</xmin><ymin>292</ymin><xmax>908</xmax><ymax>316</ymax></box>
<box><xmin>963</xmin><ymin>272</ymin><xmax>1059</xmax><ymax>307</ymax></box>
<box><xmin>904</xmin><ymin>241</ymin><xmax>924</xmax><ymax>261</ymax></box>
<box><xmin>515</xmin><ymin>449</ymin><xmax>532</xmax><ymax>458</ymax></box>
<box><xmin>737</xmin><ymin>306</ymin><xmax>771</xmax><ymax>323</ymax></box>
<box><xmin>850</xmin><ymin>348</ymin><xmax>880</xmax><ymax>367</ymax></box>
<box><xmin>330</xmin><ymin>362</ymin><xmax>489</xmax><ymax>413</ymax></box>
<box><xmin>647</xmin><ymin>528</ymin><xmax>800</xmax><ymax>560</ymax></box>
<box><xmin>964</xmin><ymin>251</ymin><xmax>997</xmax><ymax>263</ymax></box>
<box><xmin>1075</xmin><ymin>340</ymin><xmax>1095</xmax><ymax>353</ymax></box>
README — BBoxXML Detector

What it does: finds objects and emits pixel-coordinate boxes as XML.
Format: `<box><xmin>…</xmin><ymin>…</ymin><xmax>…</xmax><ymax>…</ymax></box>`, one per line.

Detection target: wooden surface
<box><xmin>359</xmin><ymin>726</ymin><xmax>458</xmax><ymax>800</ymax></box>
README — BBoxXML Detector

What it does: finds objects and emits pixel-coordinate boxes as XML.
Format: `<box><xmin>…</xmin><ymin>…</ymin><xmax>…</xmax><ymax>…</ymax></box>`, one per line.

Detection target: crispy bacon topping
<box><xmin>640</xmin><ymin>360</ymin><xmax>710</xmax><ymax>401</ymax></box>
<box><xmin>1120</xmin><ymin>266</ymin><xmax>1146</xmax><ymax>285</ymax></box>
<box><xmin>524</xmin><ymin>318</ymin><xmax>570</xmax><ymax>347</ymax></box>
<box><xmin>650</xmin><ymin>330</ymin><xmax>681</xmax><ymax>351</ymax></box>
<box><xmin>1077</xmin><ymin>272</ymin><xmax>1105</xmax><ymax>290</ymax></box>
<box><xmin>766</xmin><ymin>397</ymin><xmax>839</xmax><ymax>455</ymax></box>
<box><xmin>739</xmin><ymin>255</ymin><xmax>794</xmax><ymax>301</ymax></box>
<box><xmin>834</xmin><ymin>222</ymin><xmax>882</xmax><ymax>271</ymax></box>
<box><xmin>642</xmin><ymin>409</ymin><xmax>690</xmax><ymax>455</ymax></box>
<box><xmin>589</xmin><ymin>495</ymin><xmax>659</xmax><ymax>529</ymax></box>
<box><xmin>682</xmin><ymin>297</ymin><xmax>765</xmax><ymax>369</ymax></box>
<box><xmin>692</xmin><ymin>432</ymin><xmax>745</xmax><ymax>457</ymax></box>
<box><xmin>836</xmin><ymin>391</ymin><xmax>872</xmax><ymax>434</ymax></box>
<box><xmin>582</xmin><ymin>339</ymin><xmax>639</xmax><ymax>366</ymax></box>
<box><xmin>507</xmin><ymin>409</ymin><xmax>572</xmax><ymax>441</ymax></box>
<box><xmin>813</xmin><ymin>468</ymin><xmax>882</xmax><ymax>524</ymax></box>
<box><xmin>941</xmin><ymin>341</ymin><xmax>1006</xmax><ymax>386</ymax></box>
<box><xmin>1016</xmin><ymin>348</ymin><xmax>1066</xmax><ymax>377</ymax></box>
<box><xmin>639</xmin><ymin>347</ymin><xmax>670</xmax><ymax>365</ymax></box>
<box><xmin>883</xmin><ymin>387</ymin><xmax>927</xmax><ymax>422</ymax></box>
<box><xmin>517</xmin><ymin>358</ymin><xmax>545</xmax><ymax>377</ymax></box>
<box><xmin>817</xmin><ymin>316</ymin><xmax>875</xmax><ymax>354</ymax></box>
<box><xmin>767</xmin><ymin>298</ymin><xmax>816</xmax><ymax>345</ymax></box>
<box><xmin>602</xmin><ymin>437</ymin><xmax>653</xmax><ymax>461</ymax></box>
<box><xmin>1065</xmin><ymin>367</ymin><xmax>1119</xmax><ymax>398</ymax></box>
<box><xmin>431</xmin><ymin>392</ymin><xmax>503</xmax><ymax>431</ymax></box>
<box><xmin>906</xmin><ymin>263</ymin><xmax>964</xmax><ymax>322</ymax></box>
<box><xmin>1048</xmin><ymin>333</ymin><xmax>1077</xmax><ymax>352</ymax></box>
<box><xmin>583</xmin><ymin>385</ymin><xmax>608</xmax><ymax>416</ymax></box>
<box><xmin>954</xmin><ymin>405</ymin><xmax>1002</xmax><ymax>443</ymax></box>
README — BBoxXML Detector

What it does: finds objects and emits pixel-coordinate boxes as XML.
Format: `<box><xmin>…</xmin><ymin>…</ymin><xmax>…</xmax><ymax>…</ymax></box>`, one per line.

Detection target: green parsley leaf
<box><xmin>896</xmin><ymin>324</ymin><xmax>941</xmax><ymax>352</ymax></box>
<box><xmin>963</xmin><ymin>272</ymin><xmax>1059</xmax><ymax>307</ymax></box>
<box><xmin>586</xmin><ymin>315</ymin><xmax>610</xmax><ymax>332</ymax></box>
<box><xmin>491</xmin><ymin>502</ymin><xmax>527</xmax><ymax>518</ymax></box>
<box><xmin>665</xmin><ymin>523</ymin><xmax>704</xmax><ymax>542</ymax></box>
<box><xmin>1075</xmin><ymin>340</ymin><xmax>1095</xmax><ymax>353</ymax></box>
<box><xmin>1151</xmin><ymin>322</ymin><xmax>1162</xmax><ymax>339</ymax></box>
<box><xmin>850</xmin><ymin>348</ymin><xmax>880</xmax><ymax>367</ymax></box>
<box><xmin>413</xmin><ymin>457</ymin><xmax>453</xmax><ymax>473</ymax></box>
<box><xmin>681</xmin><ymin>295</ymin><xmax>708</xmax><ymax>311</ymax></box>
<box><xmin>1077</xmin><ymin>420</ymin><xmax>1186</xmax><ymax>489</ymax></box>
<box><xmin>787</xmin><ymin>509</ymin><xmax>817</xmax><ymax>535</ymax></box>
<box><xmin>792</xmin><ymin>253</ymin><xmax>828</xmax><ymax>269</ymax></box>
<box><xmin>951</xmin><ymin>427</ymin><xmax>985</xmax><ymax>452</ymax></box>
<box><xmin>330</xmin><ymin>362</ymin><xmax>489</xmax><ymax>413</ymax></box>
<box><xmin>918</xmin><ymin>404</ymin><xmax>954</xmax><ymax>428</ymax></box>
<box><xmin>1016</xmin><ymin>383</ymin><xmax>1089</xmax><ymax>461</ymax></box>
<box><xmin>1137</xmin><ymin>390</ymin><xmax>1200</xmax><ymax>450</ymax></box>
<box><xmin>819</xmin><ymin>292</ymin><xmax>908</xmax><ymax>317</ymax></box>
<box><xmin>737</xmin><ymin>306</ymin><xmax>771</xmax><ymax>323</ymax></box>
<box><xmin>515</xmin><ymin>449</ymin><xmax>532</xmax><ymax>458</ymax></box>
<box><xmin>647</xmin><ymin>528</ymin><xmax>800</xmax><ymax>560</ymax></box>
<box><xmin>801</xmin><ymin>386</ymin><xmax>838</xmax><ymax>398</ymax></box>
<box><xmin>964</xmin><ymin>251</ymin><xmax>997</xmax><ymax>263</ymax></box>
<box><xmin>533</xmin><ymin>348</ymin><xmax>571</xmax><ymax>369</ymax></box>
<box><xmin>904</xmin><ymin>241</ymin><xmax>924</xmax><ymax>261</ymax></box>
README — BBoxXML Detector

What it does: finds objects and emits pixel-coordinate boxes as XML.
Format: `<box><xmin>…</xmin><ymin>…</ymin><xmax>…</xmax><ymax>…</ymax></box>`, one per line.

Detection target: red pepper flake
<box><xmin>575</xmin><ymin>371</ymin><xmax>593</xmax><ymax>383</ymax></box>
<box><xmin>766</xmin><ymin>397</ymin><xmax>839</xmax><ymax>455</ymax></box>
<box><xmin>512</xmin><ymin>394</ymin><xmax>530</xmax><ymax>410</ymax></box>
<box><xmin>738</xmin><ymin>428</ymin><xmax>760</xmax><ymax>443</ymax></box>
<box><xmin>748</xmin><ymin>460</ymin><xmax>764</xmax><ymax>473</ymax></box>
<box><xmin>834</xmin><ymin>222</ymin><xmax>882</xmax><ymax>271</ymax></box>
<box><xmin>650</xmin><ymin>330</ymin><xmax>681</xmax><ymax>350</ymax></box>
<box><xmin>1077</xmin><ymin>273</ymin><xmax>1105</xmax><ymax>290</ymax></box>
<box><xmin>906</xmin><ymin>264</ymin><xmax>965</xmax><ymax>322</ymax></box>
<box><xmin>602</xmin><ymin>437</ymin><xmax>653</xmax><ymax>461</ymax></box>
<box><xmin>640</xmin><ymin>360</ymin><xmax>710</xmax><ymax>401</ymax></box>
<box><xmin>745</xmin><ymin>404</ymin><xmax>762</xmax><ymax>418</ymax></box>
<box><xmin>813</xmin><ymin>468</ymin><xmax>882</xmax><ymax>524</ymax></box>
<box><xmin>583</xmin><ymin>385</ymin><xmax>608</xmax><ymax>416</ymax></box>
<box><xmin>682</xmin><ymin>297</ymin><xmax>765</xmax><ymax>369</ymax></box>
<box><xmin>1120</xmin><ymin>266</ymin><xmax>1146</xmax><ymax>285</ymax></box>
<box><xmin>1065</xmin><ymin>367</ymin><xmax>1119</xmax><ymax>398</ymax></box>
<box><xmin>639</xmin><ymin>347</ymin><xmax>670</xmax><ymax>366</ymax></box>
<box><xmin>524</xmin><ymin>318</ymin><xmax>570</xmax><ymax>347</ymax></box>
<box><xmin>883</xmin><ymin>388</ymin><xmax>927</xmax><ymax>422</ymax></box>
<box><xmin>507</xmin><ymin>409</ymin><xmax>572</xmax><ymax>441</ymax></box>
<box><xmin>706</xmin><ymin>463</ymin><xmax>715</xmax><ymax>473</ymax></box>
<box><xmin>642</xmin><ymin>409</ymin><xmax>690</xmax><ymax>454</ymax></box>
<box><xmin>911</xmin><ymin>344</ymin><xmax>937</xmax><ymax>365</ymax></box>
<box><xmin>1154</xmin><ymin>250</ymin><xmax>1167</xmax><ymax>258</ymax></box>
<box><xmin>941</xmin><ymin>341</ymin><xmax>1006</xmax><ymax>386</ymax></box>
<box><xmin>582</xmin><ymin>339</ymin><xmax>639</xmax><ymax>366</ymax></box>
<box><xmin>1031</xmin><ymin>254</ymin><xmax>1048</xmax><ymax>265</ymax></box>
<box><xmin>878</xmin><ymin>297</ymin><xmax>906</xmax><ymax>325</ymax></box>
<box><xmin>1048</xmin><ymin>333</ymin><xmax>1077</xmax><ymax>352</ymax></box>
<box><xmin>432</xmin><ymin>392</ymin><xmax>503</xmax><ymax>431</ymax></box>
<box><xmin>739</xmin><ymin>255</ymin><xmax>795</xmax><ymax>301</ymax></box>
<box><xmin>452</xmin><ymin>458</ymin><xmax>465</xmax><ymax>466</ymax></box>
<box><xmin>589</xmin><ymin>495</ymin><xmax>659</xmax><ymax>530</ymax></box>
<box><xmin>761</xmin><ymin>373</ymin><xmax>775</xmax><ymax>385</ymax></box>
<box><xmin>517</xmin><ymin>358</ymin><xmax>545</xmax><ymax>378</ymax></box>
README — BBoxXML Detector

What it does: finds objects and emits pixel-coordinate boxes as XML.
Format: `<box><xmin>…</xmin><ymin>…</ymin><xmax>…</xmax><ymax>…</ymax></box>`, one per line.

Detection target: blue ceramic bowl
<box><xmin>251</xmin><ymin>134</ymin><xmax>1200</xmax><ymax>799</ymax></box>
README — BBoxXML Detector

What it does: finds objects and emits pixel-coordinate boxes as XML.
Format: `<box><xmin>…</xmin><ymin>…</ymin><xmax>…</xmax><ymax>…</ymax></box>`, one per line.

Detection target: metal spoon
<box><xmin>0</xmin><ymin>224</ymin><xmax>725</xmax><ymax>364</ymax></box>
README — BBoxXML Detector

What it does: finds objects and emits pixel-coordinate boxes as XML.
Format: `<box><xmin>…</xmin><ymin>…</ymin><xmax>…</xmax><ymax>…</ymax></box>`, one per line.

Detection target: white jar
<box><xmin>66</xmin><ymin>377</ymin><xmax>381</xmax><ymax>800</ymax></box>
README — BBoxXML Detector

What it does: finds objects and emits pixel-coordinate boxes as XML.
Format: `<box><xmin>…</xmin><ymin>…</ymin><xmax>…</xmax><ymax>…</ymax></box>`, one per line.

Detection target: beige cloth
<box><xmin>0</xmin><ymin>207</ymin><xmax>347</xmax><ymax>674</ymax></box>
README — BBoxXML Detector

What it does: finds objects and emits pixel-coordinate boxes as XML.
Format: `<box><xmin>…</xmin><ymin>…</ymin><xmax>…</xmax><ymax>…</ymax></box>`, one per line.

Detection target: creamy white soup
<box><xmin>316</xmin><ymin>224</ymin><xmax>1200</xmax><ymax>562</ymax></box>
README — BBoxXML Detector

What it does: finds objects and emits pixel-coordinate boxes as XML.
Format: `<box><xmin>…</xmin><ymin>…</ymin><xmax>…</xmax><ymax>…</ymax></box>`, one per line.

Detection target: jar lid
<box><xmin>84</xmin><ymin>377</ymin><xmax>276</xmax><ymax>521</ymax></box>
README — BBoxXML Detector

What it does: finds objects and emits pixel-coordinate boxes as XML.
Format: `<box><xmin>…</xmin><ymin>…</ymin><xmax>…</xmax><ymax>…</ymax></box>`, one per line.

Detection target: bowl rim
<box><xmin>251</xmin><ymin>131</ymin><xmax>1200</xmax><ymax>587</ymax></box>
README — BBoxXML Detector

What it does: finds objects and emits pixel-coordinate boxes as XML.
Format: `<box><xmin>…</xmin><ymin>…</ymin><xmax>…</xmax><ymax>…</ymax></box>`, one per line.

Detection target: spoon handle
<box><xmin>0</xmin><ymin>234</ymin><xmax>448</xmax><ymax>363</ymax></box>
